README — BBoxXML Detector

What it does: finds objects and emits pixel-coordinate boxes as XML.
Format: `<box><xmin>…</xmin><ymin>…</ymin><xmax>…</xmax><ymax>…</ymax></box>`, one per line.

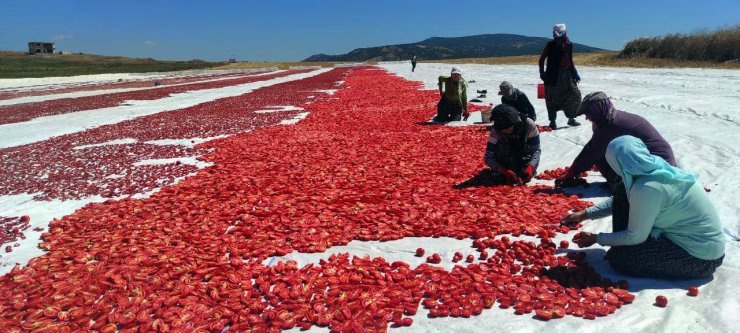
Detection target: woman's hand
<box><xmin>497</xmin><ymin>167</ymin><xmax>521</xmax><ymax>185</ymax></box>
<box><xmin>560</xmin><ymin>210</ymin><xmax>587</xmax><ymax>226</ymax></box>
<box><xmin>521</xmin><ymin>165</ymin><xmax>535</xmax><ymax>183</ymax></box>
<box><xmin>573</xmin><ymin>232</ymin><xmax>597</xmax><ymax>248</ymax></box>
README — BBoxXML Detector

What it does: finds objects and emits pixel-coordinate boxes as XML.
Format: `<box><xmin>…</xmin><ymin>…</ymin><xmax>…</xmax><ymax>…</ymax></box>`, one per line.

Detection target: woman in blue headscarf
<box><xmin>566</xmin><ymin>136</ymin><xmax>724</xmax><ymax>279</ymax></box>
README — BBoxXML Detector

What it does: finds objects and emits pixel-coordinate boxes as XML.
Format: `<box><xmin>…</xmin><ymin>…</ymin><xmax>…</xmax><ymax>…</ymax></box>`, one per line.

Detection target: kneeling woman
<box><xmin>484</xmin><ymin>105</ymin><xmax>541</xmax><ymax>184</ymax></box>
<box><xmin>567</xmin><ymin>136</ymin><xmax>724</xmax><ymax>279</ymax></box>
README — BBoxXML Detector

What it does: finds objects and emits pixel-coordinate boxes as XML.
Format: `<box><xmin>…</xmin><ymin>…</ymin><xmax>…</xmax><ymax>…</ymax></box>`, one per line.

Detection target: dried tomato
<box><xmin>0</xmin><ymin>67</ymin><xmax>632</xmax><ymax>332</ymax></box>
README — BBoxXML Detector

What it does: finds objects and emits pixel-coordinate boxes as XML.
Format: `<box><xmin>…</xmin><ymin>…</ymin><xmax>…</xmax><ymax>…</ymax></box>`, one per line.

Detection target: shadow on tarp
<box><xmin>556</xmin><ymin>247</ymin><xmax>716</xmax><ymax>292</ymax></box>
<box><xmin>559</xmin><ymin>181</ymin><xmax>612</xmax><ymax>199</ymax></box>
<box><xmin>452</xmin><ymin>169</ymin><xmax>514</xmax><ymax>189</ymax></box>
<box><xmin>528</xmin><ymin>180</ymin><xmax>611</xmax><ymax>199</ymax></box>
<box><xmin>537</xmin><ymin>180</ymin><xmax>612</xmax><ymax>199</ymax></box>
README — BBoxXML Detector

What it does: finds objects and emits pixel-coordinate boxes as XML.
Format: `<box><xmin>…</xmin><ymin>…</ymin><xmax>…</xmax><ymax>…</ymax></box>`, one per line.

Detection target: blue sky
<box><xmin>1</xmin><ymin>0</ymin><xmax>738</xmax><ymax>61</ymax></box>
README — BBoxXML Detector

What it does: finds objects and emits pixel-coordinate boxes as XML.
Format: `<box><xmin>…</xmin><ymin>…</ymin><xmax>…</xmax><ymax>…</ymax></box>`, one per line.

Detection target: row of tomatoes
<box><xmin>0</xmin><ymin>69</ymin><xmax>347</xmax><ymax>201</ymax></box>
<box><xmin>0</xmin><ymin>71</ymin><xmax>258</xmax><ymax>101</ymax></box>
<box><xmin>0</xmin><ymin>69</ymin><xmax>310</xmax><ymax>126</ymax></box>
<box><xmin>0</xmin><ymin>216</ymin><xmax>32</xmax><ymax>252</ymax></box>
<box><xmin>0</xmin><ymin>67</ymin><xmax>629</xmax><ymax>332</ymax></box>
<box><xmin>535</xmin><ymin>167</ymin><xmax>588</xmax><ymax>181</ymax></box>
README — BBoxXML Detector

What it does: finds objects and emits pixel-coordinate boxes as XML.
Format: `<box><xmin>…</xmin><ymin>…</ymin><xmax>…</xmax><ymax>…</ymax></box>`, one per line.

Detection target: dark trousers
<box><xmin>435</xmin><ymin>99</ymin><xmax>462</xmax><ymax>122</ymax></box>
<box><xmin>610</xmin><ymin>180</ymin><xmax>630</xmax><ymax>233</ymax></box>
<box><xmin>412</xmin><ymin>62</ymin><xmax>417</xmax><ymax>72</ymax></box>
<box><xmin>596</xmin><ymin>165</ymin><xmax>629</xmax><ymax>232</ymax></box>
<box><xmin>545</xmin><ymin>69</ymin><xmax>581</xmax><ymax>122</ymax></box>
<box><xmin>604</xmin><ymin>177</ymin><xmax>724</xmax><ymax>279</ymax></box>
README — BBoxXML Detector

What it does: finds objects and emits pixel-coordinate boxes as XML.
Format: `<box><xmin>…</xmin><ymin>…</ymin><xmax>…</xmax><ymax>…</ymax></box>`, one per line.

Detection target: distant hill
<box><xmin>303</xmin><ymin>34</ymin><xmax>606</xmax><ymax>62</ymax></box>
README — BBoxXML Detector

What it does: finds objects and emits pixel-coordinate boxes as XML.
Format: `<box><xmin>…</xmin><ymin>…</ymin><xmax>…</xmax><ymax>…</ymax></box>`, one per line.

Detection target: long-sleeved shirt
<box><xmin>484</xmin><ymin>118</ymin><xmax>541</xmax><ymax>173</ymax></box>
<box><xmin>501</xmin><ymin>88</ymin><xmax>536</xmax><ymax>121</ymax></box>
<box><xmin>588</xmin><ymin>177</ymin><xmax>725</xmax><ymax>260</ymax></box>
<box><xmin>538</xmin><ymin>40</ymin><xmax>577</xmax><ymax>86</ymax></box>
<box><xmin>438</xmin><ymin>76</ymin><xmax>467</xmax><ymax>111</ymax></box>
<box><xmin>569</xmin><ymin>111</ymin><xmax>676</xmax><ymax>176</ymax></box>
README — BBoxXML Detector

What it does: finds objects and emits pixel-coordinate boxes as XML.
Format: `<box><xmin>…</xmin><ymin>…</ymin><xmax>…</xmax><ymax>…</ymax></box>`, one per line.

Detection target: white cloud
<box><xmin>50</xmin><ymin>34</ymin><xmax>74</xmax><ymax>41</ymax></box>
<box><xmin>144</xmin><ymin>40</ymin><xmax>157</xmax><ymax>46</ymax></box>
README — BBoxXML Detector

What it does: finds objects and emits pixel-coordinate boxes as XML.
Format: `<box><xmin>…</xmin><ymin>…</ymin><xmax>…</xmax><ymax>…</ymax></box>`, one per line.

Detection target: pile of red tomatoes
<box><xmin>0</xmin><ymin>67</ymin><xmax>632</xmax><ymax>332</ymax></box>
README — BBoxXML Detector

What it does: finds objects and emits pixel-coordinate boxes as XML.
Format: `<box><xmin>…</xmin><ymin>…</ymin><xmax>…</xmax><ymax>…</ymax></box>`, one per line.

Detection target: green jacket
<box><xmin>438</xmin><ymin>76</ymin><xmax>468</xmax><ymax>111</ymax></box>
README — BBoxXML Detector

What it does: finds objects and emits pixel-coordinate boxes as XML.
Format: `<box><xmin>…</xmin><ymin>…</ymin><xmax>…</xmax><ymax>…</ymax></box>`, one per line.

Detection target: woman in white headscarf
<box><xmin>538</xmin><ymin>23</ymin><xmax>582</xmax><ymax>130</ymax></box>
<box><xmin>435</xmin><ymin>67</ymin><xmax>469</xmax><ymax>122</ymax></box>
<box><xmin>566</xmin><ymin>136</ymin><xmax>724</xmax><ymax>279</ymax></box>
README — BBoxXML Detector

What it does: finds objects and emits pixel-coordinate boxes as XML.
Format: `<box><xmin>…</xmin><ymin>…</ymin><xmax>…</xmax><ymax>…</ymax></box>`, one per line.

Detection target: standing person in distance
<box><xmin>539</xmin><ymin>23</ymin><xmax>582</xmax><ymax>130</ymax></box>
<box><xmin>435</xmin><ymin>67</ymin><xmax>470</xmax><ymax>122</ymax></box>
<box><xmin>411</xmin><ymin>54</ymin><xmax>418</xmax><ymax>72</ymax></box>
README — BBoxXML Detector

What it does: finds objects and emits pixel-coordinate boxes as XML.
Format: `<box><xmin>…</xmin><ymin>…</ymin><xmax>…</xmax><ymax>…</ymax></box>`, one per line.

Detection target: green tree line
<box><xmin>619</xmin><ymin>26</ymin><xmax>740</xmax><ymax>63</ymax></box>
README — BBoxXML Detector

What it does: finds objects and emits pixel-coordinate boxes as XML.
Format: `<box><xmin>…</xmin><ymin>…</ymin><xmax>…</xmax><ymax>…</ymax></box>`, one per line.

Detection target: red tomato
<box><xmin>426</xmin><ymin>253</ymin><xmax>441</xmax><ymax>264</ymax></box>
<box><xmin>655</xmin><ymin>295</ymin><xmax>668</xmax><ymax>307</ymax></box>
<box><xmin>551</xmin><ymin>306</ymin><xmax>565</xmax><ymax>318</ymax></box>
<box><xmin>688</xmin><ymin>286</ymin><xmax>699</xmax><ymax>297</ymax></box>
<box><xmin>535</xmin><ymin>309</ymin><xmax>552</xmax><ymax>321</ymax></box>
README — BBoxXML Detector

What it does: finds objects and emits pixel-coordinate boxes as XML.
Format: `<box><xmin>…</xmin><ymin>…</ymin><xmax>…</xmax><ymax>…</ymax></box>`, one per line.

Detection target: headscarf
<box><xmin>553</xmin><ymin>24</ymin><xmax>567</xmax><ymax>36</ymax></box>
<box><xmin>491</xmin><ymin>104</ymin><xmax>521</xmax><ymax>131</ymax></box>
<box><xmin>552</xmin><ymin>23</ymin><xmax>570</xmax><ymax>51</ymax></box>
<box><xmin>498</xmin><ymin>81</ymin><xmax>515</xmax><ymax>98</ymax></box>
<box><xmin>579</xmin><ymin>91</ymin><xmax>617</xmax><ymax>125</ymax></box>
<box><xmin>605</xmin><ymin>136</ymin><xmax>697</xmax><ymax>194</ymax></box>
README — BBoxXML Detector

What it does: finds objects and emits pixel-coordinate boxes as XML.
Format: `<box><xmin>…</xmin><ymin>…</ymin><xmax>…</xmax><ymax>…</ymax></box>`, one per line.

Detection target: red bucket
<box><xmin>537</xmin><ymin>83</ymin><xmax>545</xmax><ymax>99</ymax></box>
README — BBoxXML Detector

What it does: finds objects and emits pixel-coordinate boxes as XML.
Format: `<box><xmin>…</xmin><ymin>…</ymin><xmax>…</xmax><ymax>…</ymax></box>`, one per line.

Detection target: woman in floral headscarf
<box><xmin>539</xmin><ymin>23</ymin><xmax>582</xmax><ymax>130</ymax></box>
<box><xmin>557</xmin><ymin>92</ymin><xmax>676</xmax><ymax>231</ymax></box>
<box><xmin>566</xmin><ymin>136</ymin><xmax>725</xmax><ymax>279</ymax></box>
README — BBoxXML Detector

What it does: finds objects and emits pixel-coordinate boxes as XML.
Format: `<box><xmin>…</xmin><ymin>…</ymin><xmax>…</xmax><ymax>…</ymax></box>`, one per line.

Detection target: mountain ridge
<box><xmin>303</xmin><ymin>33</ymin><xmax>606</xmax><ymax>62</ymax></box>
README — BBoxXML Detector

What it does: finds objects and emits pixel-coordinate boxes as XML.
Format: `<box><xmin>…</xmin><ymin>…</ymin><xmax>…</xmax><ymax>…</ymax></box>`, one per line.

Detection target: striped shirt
<box><xmin>484</xmin><ymin>118</ymin><xmax>541</xmax><ymax>172</ymax></box>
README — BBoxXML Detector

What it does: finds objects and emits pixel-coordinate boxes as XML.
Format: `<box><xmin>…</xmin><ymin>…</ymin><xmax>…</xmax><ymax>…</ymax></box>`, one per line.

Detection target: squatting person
<box><xmin>484</xmin><ymin>105</ymin><xmax>541</xmax><ymax>184</ymax></box>
<box><xmin>499</xmin><ymin>81</ymin><xmax>536</xmax><ymax>122</ymax></box>
<box><xmin>564</xmin><ymin>136</ymin><xmax>724</xmax><ymax>279</ymax></box>
<box><xmin>435</xmin><ymin>67</ymin><xmax>469</xmax><ymax>122</ymax></box>
<box><xmin>556</xmin><ymin>92</ymin><xmax>676</xmax><ymax>230</ymax></box>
